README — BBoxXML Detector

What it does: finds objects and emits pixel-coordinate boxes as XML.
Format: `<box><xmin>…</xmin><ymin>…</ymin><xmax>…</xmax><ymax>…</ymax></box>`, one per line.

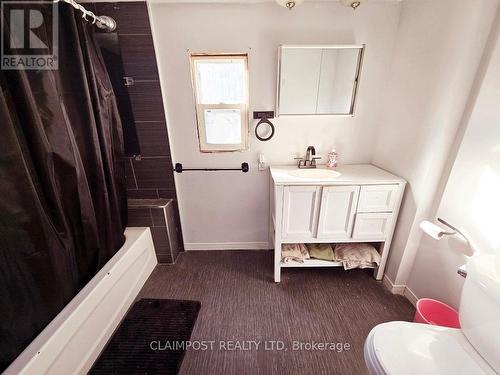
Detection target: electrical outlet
<box><xmin>258</xmin><ymin>153</ymin><xmax>267</xmax><ymax>171</ymax></box>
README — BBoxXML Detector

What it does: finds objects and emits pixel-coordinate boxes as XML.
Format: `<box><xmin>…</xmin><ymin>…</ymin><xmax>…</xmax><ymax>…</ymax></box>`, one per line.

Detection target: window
<box><xmin>190</xmin><ymin>54</ymin><xmax>249</xmax><ymax>152</ymax></box>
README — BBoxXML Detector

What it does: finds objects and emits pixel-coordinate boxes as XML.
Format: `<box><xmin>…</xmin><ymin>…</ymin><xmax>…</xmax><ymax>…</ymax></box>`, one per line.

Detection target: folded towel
<box><xmin>306</xmin><ymin>243</ymin><xmax>335</xmax><ymax>261</ymax></box>
<box><xmin>281</xmin><ymin>243</ymin><xmax>310</xmax><ymax>263</ymax></box>
<box><xmin>334</xmin><ymin>243</ymin><xmax>381</xmax><ymax>270</ymax></box>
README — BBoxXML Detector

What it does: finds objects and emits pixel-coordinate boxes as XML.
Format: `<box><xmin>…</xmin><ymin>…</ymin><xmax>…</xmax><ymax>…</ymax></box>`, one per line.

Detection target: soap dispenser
<box><xmin>327</xmin><ymin>148</ymin><xmax>338</xmax><ymax>169</ymax></box>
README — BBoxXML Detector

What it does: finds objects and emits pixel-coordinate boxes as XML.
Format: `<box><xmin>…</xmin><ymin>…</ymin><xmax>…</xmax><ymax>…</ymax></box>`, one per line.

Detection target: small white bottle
<box><xmin>326</xmin><ymin>148</ymin><xmax>338</xmax><ymax>169</ymax></box>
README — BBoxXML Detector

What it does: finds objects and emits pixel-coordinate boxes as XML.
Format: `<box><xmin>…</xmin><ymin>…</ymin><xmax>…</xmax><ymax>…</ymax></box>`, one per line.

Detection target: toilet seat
<box><xmin>364</xmin><ymin>321</ymin><xmax>497</xmax><ymax>375</ymax></box>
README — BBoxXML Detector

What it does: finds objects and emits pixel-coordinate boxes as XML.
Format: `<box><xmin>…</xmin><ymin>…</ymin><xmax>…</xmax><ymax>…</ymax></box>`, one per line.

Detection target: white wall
<box><xmin>149</xmin><ymin>0</ymin><xmax>500</xmax><ymax>307</ymax></box>
<box><xmin>407</xmin><ymin>12</ymin><xmax>500</xmax><ymax>308</ymax></box>
<box><xmin>371</xmin><ymin>0</ymin><xmax>498</xmax><ymax>285</ymax></box>
<box><xmin>149</xmin><ymin>1</ymin><xmax>402</xmax><ymax>249</ymax></box>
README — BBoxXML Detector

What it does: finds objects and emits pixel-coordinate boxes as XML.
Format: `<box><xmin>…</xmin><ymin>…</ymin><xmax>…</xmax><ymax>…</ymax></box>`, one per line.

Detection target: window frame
<box><xmin>190</xmin><ymin>53</ymin><xmax>249</xmax><ymax>152</ymax></box>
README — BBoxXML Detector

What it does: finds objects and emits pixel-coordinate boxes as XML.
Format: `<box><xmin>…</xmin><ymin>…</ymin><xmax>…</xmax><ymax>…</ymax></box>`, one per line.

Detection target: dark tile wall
<box><xmin>91</xmin><ymin>1</ymin><xmax>184</xmax><ymax>260</ymax></box>
<box><xmin>128</xmin><ymin>199</ymin><xmax>181</xmax><ymax>263</ymax></box>
<box><xmin>93</xmin><ymin>1</ymin><xmax>176</xmax><ymax>201</ymax></box>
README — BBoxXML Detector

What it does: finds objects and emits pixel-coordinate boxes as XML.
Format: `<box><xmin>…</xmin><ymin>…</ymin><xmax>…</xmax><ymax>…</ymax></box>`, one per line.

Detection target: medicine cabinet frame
<box><xmin>276</xmin><ymin>44</ymin><xmax>365</xmax><ymax>117</ymax></box>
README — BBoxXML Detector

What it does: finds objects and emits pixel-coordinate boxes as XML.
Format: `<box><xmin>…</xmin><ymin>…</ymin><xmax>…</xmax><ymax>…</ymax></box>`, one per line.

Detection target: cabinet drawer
<box><xmin>357</xmin><ymin>185</ymin><xmax>399</xmax><ymax>213</ymax></box>
<box><xmin>352</xmin><ymin>212</ymin><xmax>393</xmax><ymax>240</ymax></box>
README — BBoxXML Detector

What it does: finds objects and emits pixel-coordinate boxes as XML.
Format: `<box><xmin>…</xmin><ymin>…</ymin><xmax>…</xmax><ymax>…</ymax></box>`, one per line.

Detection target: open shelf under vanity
<box><xmin>279</xmin><ymin>241</ymin><xmax>384</xmax><ymax>268</ymax></box>
<box><xmin>281</xmin><ymin>259</ymin><xmax>343</xmax><ymax>268</ymax></box>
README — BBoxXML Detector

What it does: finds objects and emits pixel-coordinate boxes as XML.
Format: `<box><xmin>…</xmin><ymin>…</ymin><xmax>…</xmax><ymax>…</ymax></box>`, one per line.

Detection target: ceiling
<box><xmin>146</xmin><ymin>0</ymin><xmax>403</xmax><ymax>3</ymax></box>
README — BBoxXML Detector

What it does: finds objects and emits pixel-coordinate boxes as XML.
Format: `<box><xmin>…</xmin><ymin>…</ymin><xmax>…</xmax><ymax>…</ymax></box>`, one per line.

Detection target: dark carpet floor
<box><xmin>137</xmin><ymin>250</ymin><xmax>415</xmax><ymax>375</ymax></box>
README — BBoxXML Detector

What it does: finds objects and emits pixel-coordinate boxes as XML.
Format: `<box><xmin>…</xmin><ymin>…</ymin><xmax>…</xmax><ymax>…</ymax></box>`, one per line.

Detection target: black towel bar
<box><xmin>174</xmin><ymin>162</ymin><xmax>249</xmax><ymax>173</ymax></box>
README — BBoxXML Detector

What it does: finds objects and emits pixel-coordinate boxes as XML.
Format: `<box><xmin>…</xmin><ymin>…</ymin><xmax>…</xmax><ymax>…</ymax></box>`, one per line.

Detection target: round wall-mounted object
<box><xmin>255</xmin><ymin>118</ymin><xmax>275</xmax><ymax>142</ymax></box>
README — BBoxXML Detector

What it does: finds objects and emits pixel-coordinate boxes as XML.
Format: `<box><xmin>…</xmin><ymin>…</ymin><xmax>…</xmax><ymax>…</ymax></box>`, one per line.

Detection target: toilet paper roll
<box><xmin>420</xmin><ymin>220</ymin><xmax>448</xmax><ymax>240</ymax></box>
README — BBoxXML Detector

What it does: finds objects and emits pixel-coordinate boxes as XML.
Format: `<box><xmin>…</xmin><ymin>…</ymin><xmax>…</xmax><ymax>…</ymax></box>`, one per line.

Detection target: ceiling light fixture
<box><xmin>340</xmin><ymin>0</ymin><xmax>366</xmax><ymax>10</ymax></box>
<box><xmin>276</xmin><ymin>0</ymin><xmax>304</xmax><ymax>11</ymax></box>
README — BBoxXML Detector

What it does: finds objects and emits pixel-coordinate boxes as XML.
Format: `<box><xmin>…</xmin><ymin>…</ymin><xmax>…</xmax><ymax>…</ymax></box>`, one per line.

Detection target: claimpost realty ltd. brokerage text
<box><xmin>150</xmin><ymin>340</ymin><xmax>351</xmax><ymax>352</ymax></box>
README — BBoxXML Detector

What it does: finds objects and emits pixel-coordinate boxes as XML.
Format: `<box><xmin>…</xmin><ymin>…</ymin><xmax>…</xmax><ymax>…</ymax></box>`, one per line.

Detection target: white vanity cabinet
<box><xmin>270</xmin><ymin>164</ymin><xmax>406</xmax><ymax>283</ymax></box>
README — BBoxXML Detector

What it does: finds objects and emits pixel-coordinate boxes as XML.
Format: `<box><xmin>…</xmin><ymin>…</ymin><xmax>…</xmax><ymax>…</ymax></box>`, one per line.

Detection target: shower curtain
<box><xmin>0</xmin><ymin>4</ymin><xmax>127</xmax><ymax>370</ymax></box>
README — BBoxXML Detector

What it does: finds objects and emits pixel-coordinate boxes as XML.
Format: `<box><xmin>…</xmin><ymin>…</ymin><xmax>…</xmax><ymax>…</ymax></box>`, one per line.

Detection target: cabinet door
<box><xmin>317</xmin><ymin>186</ymin><xmax>360</xmax><ymax>240</ymax></box>
<box><xmin>282</xmin><ymin>186</ymin><xmax>321</xmax><ymax>240</ymax></box>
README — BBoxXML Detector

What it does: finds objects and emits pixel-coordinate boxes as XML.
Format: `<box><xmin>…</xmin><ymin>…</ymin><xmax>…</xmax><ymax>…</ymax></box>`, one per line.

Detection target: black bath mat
<box><xmin>89</xmin><ymin>298</ymin><xmax>201</xmax><ymax>375</ymax></box>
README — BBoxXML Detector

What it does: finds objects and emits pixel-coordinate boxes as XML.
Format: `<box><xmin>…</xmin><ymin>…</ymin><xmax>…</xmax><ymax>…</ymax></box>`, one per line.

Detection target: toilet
<box><xmin>364</xmin><ymin>254</ymin><xmax>500</xmax><ymax>375</ymax></box>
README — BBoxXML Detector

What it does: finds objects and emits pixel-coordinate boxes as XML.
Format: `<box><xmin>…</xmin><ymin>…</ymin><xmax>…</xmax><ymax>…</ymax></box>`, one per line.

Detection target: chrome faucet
<box><xmin>295</xmin><ymin>146</ymin><xmax>321</xmax><ymax>168</ymax></box>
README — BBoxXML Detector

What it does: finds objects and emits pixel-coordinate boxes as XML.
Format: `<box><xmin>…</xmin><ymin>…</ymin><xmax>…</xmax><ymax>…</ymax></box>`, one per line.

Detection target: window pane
<box><xmin>196</xmin><ymin>60</ymin><xmax>245</xmax><ymax>104</ymax></box>
<box><xmin>204</xmin><ymin>109</ymin><xmax>242</xmax><ymax>144</ymax></box>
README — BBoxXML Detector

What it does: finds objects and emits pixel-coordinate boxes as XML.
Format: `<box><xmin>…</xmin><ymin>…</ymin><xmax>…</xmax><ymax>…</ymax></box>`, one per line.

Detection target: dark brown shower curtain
<box><xmin>0</xmin><ymin>3</ymin><xmax>127</xmax><ymax>370</ymax></box>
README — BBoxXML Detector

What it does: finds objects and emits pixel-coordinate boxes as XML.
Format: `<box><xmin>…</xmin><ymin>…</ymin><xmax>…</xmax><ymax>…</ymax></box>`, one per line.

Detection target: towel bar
<box><xmin>174</xmin><ymin>162</ymin><xmax>249</xmax><ymax>173</ymax></box>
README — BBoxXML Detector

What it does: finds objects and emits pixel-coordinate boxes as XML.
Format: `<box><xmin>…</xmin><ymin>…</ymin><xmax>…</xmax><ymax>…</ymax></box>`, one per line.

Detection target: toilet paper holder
<box><xmin>420</xmin><ymin>217</ymin><xmax>479</xmax><ymax>278</ymax></box>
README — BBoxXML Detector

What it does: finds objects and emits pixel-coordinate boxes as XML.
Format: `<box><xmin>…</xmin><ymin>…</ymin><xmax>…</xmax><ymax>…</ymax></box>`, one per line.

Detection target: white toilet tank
<box><xmin>459</xmin><ymin>254</ymin><xmax>500</xmax><ymax>373</ymax></box>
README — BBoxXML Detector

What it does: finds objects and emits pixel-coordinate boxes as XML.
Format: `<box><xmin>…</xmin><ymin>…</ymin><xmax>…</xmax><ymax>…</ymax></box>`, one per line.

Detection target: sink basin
<box><xmin>287</xmin><ymin>168</ymin><xmax>341</xmax><ymax>179</ymax></box>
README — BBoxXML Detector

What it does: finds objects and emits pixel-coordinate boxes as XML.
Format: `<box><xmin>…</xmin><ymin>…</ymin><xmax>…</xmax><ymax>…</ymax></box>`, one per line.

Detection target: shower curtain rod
<box><xmin>55</xmin><ymin>0</ymin><xmax>117</xmax><ymax>32</ymax></box>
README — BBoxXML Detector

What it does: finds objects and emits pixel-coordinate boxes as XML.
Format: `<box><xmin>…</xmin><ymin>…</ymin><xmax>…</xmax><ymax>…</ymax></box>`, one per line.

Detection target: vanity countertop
<box><xmin>270</xmin><ymin>164</ymin><xmax>406</xmax><ymax>186</ymax></box>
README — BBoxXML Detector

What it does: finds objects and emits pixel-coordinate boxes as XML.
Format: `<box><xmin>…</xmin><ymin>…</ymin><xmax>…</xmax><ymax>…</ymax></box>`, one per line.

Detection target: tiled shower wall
<box><xmin>128</xmin><ymin>199</ymin><xmax>181</xmax><ymax>263</ymax></box>
<box><xmin>93</xmin><ymin>1</ymin><xmax>177</xmax><ymax>200</ymax></box>
<box><xmin>90</xmin><ymin>1</ymin><xmax>183</xmax><ymax>261</ymax></box>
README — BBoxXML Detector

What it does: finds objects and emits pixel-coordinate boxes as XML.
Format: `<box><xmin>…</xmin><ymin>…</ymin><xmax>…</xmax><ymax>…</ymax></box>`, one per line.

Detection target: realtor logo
<box><xmin>1</xmin><ymin>1</ymin><xmax>58</xmax><ymax>70</ymax></box>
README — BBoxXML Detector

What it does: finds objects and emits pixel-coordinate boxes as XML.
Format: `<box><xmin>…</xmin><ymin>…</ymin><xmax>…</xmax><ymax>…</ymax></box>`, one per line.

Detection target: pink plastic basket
<box><xmin>414</xmin><ymin>298</ymin><xmax>460</xmax><ymax>328</ymax></box>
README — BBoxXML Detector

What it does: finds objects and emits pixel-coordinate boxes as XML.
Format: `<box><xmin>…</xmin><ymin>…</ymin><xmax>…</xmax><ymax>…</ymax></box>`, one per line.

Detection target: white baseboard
<box><xmin>382</xmin><ymin>275</ymin><xmax>418</xmax><ymax>307</ymax></box>
<box><xmin>382</xmin><ymin>275</ymin><xmax>405</xmax><ymax>294</ymax></box>
<box><xmin>403</xmin><ymin>286</ymin><xmax>418</xmax><ymax>306</ymax></box>
<box><xmin>184</xmin><ymin>242</ymin><xmax>271</xmax><ymax>251</ymax></box>
<box><xmin>382</xmin><ymin>275</ymin><xmax>407</xmax><ymax>295</ymax></box>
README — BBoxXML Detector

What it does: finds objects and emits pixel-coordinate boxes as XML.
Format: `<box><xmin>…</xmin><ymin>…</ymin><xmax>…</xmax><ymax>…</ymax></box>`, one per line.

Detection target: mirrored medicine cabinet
<box><xmin>277</xmin><ymin>45</ymin><xmax>364</xmax><ymax>116</ymax></box>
